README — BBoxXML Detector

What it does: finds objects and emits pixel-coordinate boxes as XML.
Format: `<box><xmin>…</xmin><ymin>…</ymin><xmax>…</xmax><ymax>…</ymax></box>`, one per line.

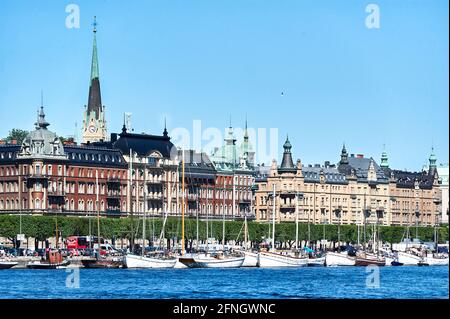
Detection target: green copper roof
<box><xmin>90</xmin><ymin>21</ymin><xmax>99</xmax><ymax>81</ymax></box>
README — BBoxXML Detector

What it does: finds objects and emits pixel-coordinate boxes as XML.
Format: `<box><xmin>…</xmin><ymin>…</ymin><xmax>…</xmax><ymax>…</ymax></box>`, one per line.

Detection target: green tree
<box><xmin>6</xmin><ymin>129</ymin><xmax>28</xmax><ymax>144</ymax></box>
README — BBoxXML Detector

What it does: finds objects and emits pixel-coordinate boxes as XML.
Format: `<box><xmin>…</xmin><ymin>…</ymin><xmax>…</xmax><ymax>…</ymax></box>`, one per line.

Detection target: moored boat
<box><xmin>307</xmin><ymin>256</ymin><xmax>326</xmax><ymax>267</ymax></box>
<box><xmin>325</xmin><ymin>252</ymin><xmax>356</xmax><ymax>267</ymax></box>
<box><xmin>397</xmin><ymin>251</ymin><xmax>422</xmax><ymax>266</ymax></box>
<box><xmin>26</xmin><ymin>250</ymin><xmax>70</xmax><ymax>269</ymax></box>
<box><xmin>0</xmin><ymin>260</ymin><xmax>18</xmax><ymax>269</ymax></box>
<box><xmin>355</xmin><ymin>252</ymin><xmax>386</xmax><ymax>267</ymax></box>
<box><xmin>178</xmin><ymin>252</ymin><xmax>245</xmax><ymax>268</ymax></box>
<box><xmin>124</xmin><ymin>253</ymin><xmax>177</xmax><ymax>269</ymax></box>
<box><xmin>424</xmin><ymin>255</ymin><xmax>449</xmax><ymax>266</ymax></box>
<box><xmin>81</xmin><ymin>256</ymin><xmax>124</xmax><ymax>268</ymax></box>
<box><xmin>258</xmin><ymin>251</ymin><xmax>308</xmax><ymax>268</ymax></box>
<box><xmin>242</xmin><ymin>251</ymin><xmax>259</xmax><ymax>267</ymax></box>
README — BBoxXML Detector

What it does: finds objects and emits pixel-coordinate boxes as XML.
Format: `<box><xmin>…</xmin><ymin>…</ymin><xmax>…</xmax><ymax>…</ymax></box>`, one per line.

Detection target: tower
<box><xmin>380</xmin><ymin>144</ymin><xmax>389</xmax><ymax>169</ymax></box>
<box><xmin>279</xmin><ymin>135</ymin><xmax>296</xmax><ymax>173</ymax></box>
<box><xmin>82</xmin><ymin>16</ymin><xmax>107</xmax><ymax>144</ymax></box>
<box><xmin>340</xmin><ymin>143</ymin><xmax>349</xmax><ymax>165</ymax></box>
<box><xmin>429</xmin><ymin>146</ymin><xmax>437</xmax><ymax>175</ymax></box>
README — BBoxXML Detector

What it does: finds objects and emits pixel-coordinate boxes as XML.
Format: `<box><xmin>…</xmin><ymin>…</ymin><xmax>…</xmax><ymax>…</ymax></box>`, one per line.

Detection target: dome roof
<box><xmin>18</xmin><ymin>107</ymin><xmax>66</xmax><ymax>159</ymax></box>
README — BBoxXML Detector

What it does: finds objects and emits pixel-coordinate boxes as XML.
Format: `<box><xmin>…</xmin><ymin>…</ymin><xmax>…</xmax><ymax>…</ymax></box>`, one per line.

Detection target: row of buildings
<box><xmin>0</xmin><ymin>21</ymin><xmax>448</xmax><ymax>227</ymax></box>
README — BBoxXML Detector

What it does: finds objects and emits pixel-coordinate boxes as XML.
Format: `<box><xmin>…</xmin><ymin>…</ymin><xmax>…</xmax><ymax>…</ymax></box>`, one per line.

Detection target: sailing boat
<box><xmin>81</xmin><ymin>170</ymin><xmax>123</xmax><ymax>268</ymax></box>
<box><xmin>124</xmin><ymin>151</ymin><xmax>177</xmax><ymax>269</ymax></box>
<box><xmin>258</xmin><ymin>185</ymin><xmax>308</xmax><ymax>268</ymax></box>
<box><xmin>355</xmin><ymin>221</ymin><xmax>385</xmax><ymax>266</ymax></box>
<box><xmin>424</xmin><ymin>223</ymin><xmax>449</xmax><ymax>266</ymax></box>
<box><xmin>242</xmin><ymin>214</ymin><xmax>259</xmax><ymax>267</ymax></box>
<box><xmin>178</xmin><ymin>154</ymin><xmax>244</xmax><ymax>268</ymax></box>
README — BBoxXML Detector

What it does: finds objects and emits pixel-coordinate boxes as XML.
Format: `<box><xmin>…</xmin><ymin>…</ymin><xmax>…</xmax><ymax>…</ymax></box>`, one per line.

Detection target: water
<box><xmin>0</xmin><ymin>266</ymin><xmax>448</xmax><ymax>299</ymax></box>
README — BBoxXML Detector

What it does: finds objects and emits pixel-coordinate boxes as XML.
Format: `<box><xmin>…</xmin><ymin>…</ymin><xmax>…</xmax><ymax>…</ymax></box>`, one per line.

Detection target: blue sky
<box><xmin>0</xmin><ymin>0</ymin><xmax>448</xmax><ymax>170</ymax></box>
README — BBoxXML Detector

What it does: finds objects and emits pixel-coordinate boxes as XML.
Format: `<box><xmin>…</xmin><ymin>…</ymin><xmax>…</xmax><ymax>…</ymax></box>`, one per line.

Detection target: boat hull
<box><xmin>81</xmin><ymin>258</ymin><xmax>123</xmax><ymax>268</ymax></box>
<box><xmin>307</xmin><ymin>257</ymin><xmax>326</xmax><ymax>267</ymax></box>
<box><xmin>258</xmin><ymin>252</ymin><xmax>308</xmax><ymax>268</ymax></box>
<box><xmin>325</xmin><ymin>252</ymin><xmax>356</xmax><ymax>267</ymax></box>
<box><xmin>242</xmin><ymin>251</ymin><xmax>259</xmax><ymax>267</ymax></box>
<box><xmin>124</xmin><ymin>254</ymin><xmax>177</xmax><ymax>269</ymax></box>
<box><xmin>179</xmin><ymin>254</ymin><xmax>245</xmax><ymax>268</ymax></box>
<box><xmin>425</xmin><ymin>257</ymin><xmax>449</xmax><ymax>266</ymax></box>
<box><xmin>397</xmin><ymin>252</ymin><xmax>422</xmax><ymax>266</ymax></box>
<box><xmin>355</xmin><ymin>257</ymin><xmax>386</xmax><ymax>267</ymax></box>
<box><xmin>27</xmin><ymin>260</ymin><xmax>70</xmax><ymax>269</ymax></box>
<box><xmin>0</xmin><ymin>261</ymin><xmax>18</xmax><ymax>269</ymax></box>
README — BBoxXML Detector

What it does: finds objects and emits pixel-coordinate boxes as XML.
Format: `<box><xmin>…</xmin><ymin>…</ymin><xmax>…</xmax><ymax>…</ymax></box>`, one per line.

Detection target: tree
<box><xmin>6</xmin><ymin>129</ymin><xmax>28</xmax><ymax>144</ymax></box>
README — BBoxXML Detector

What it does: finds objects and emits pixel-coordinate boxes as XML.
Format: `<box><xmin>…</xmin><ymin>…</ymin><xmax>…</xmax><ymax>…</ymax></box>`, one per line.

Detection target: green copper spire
<box><xmin>429</xmin><ymin>146</ymin><xmax>437</xmax><ymax>169</ymax></box>
<box><xmin>380</xmin><ymin>144</ymin><xmax>389</xmax><ymax>169</ymax></box>
<box><xmin>90</xmin><ymin>16</ymin><xmax>99</xmax><ymax>81</ymax></box>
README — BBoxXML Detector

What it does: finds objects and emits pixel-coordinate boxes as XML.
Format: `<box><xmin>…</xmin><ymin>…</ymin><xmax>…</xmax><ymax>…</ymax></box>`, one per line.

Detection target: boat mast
<box><xmin>129</xmin><ymin>149</ymin><xmax>134</xmax><ymax>253</ymax></box>
<box><xmin>295</xmin><ymin>191</ymin><xmax>299</xmax><ymax>250</ymax></box>
<box><xmin>222</xmin><ymin>187</ymin><xmax>226</xmax><ymax>252</ymax></box>
<box><xmin>272</xmin><ymin>184</ymin><xmax>276</xmax><ymax>251</ymax></box>
<box><xmin>96</xmin><ymin>170</ymin><xmax>100</xmax><ymax>253</ymax></box>
<box><xmin>142</xmin><ymin>157</ymin><xmax>146</xmax><ymax>257</ymax></box>
<box><xmin>206</xmin><ymin>186</ymin><xmax>209</xmax><ymax>252</ymax></box>
<box><xmin>181</xmin><ymin>149</ymin><xmax>185</xmax><ymax>255</ymax></box>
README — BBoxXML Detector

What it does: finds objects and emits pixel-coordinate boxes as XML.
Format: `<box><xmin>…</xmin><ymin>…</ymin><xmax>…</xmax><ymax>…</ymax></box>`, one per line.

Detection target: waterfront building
<box><xmin>254</xmin><ymin>137</ymin><xmax>440</xmax><ymax>227</ymax></box>
<box><xmin>0</xmin><ymin>107</ymin><xmax>128</xmax><ymax>216</ymax></box>
<box><xmin>423</xmin><ymin>159</ymin><xmax>449</xmax><ymax>225</ymax></box>
<box><xmin>82</xmin><ymin>18</ymin><xmax>107</xmax><ymax>144</ymax></box>
<box><xmin>210</xmin><ymin>123</ymin><xmax>255</xmax><ymax>219</ymax></box>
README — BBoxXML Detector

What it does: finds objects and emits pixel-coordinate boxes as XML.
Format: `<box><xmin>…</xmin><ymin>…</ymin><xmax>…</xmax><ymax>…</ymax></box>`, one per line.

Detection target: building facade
<box><xmin>254</xmin><ymin>137</ymin><xmax>441</xmax><ymax>227</ymax></box>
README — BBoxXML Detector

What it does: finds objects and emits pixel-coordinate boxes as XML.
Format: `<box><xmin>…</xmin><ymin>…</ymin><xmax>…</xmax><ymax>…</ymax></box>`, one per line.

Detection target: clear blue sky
<box><xmin>0</xmin><ymin>0</ymin><xmax>448</xmax><ymax>171</ymax></box>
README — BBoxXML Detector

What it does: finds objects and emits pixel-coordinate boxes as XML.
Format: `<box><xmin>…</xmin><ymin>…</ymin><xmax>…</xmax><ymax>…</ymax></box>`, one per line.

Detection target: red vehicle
<box><xmin>66</xmin><ymin>236</ymin><xmax>104</xmax><ymax>250</ymax></box>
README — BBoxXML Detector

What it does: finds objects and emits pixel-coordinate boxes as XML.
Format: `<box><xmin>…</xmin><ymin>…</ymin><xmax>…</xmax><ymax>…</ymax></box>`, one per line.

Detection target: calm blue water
<box><xmin>0</xmin><ymin>267</ymin><xmax>448</xmax><ymax>299</ymax></box>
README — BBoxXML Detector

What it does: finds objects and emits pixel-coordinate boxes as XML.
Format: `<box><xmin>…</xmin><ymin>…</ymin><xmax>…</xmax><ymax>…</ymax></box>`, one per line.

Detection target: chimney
<box><xmin>110</xmin><ymin>133</ymin><xmax>118</xmax><ymax>143</ymax></box>
<box><xmin>11</xmin><ymin>139</ymin><xmax>17</xmax><ymax>145</ymax></box>
<box><xmin>325</xmin><ymin>161</ymin><xmax>330</xmax><ymax>167</ymax></box>
<box><xmin>190</xmin><ymin>150</ymin><xmax>194</xmax><ymax>164</ymax></box>
<box><xmin>350</xmin><ymin>154</ymin><xmax>355</xmax><ymax>158</ymax></box>
<box><xmin>0</xmin><ymin>140</ymin><xmax>5</xmax><ymax>145</ymax></box>
<box><xmin>357</xmin><ymin>154</ymin><xmax>364</xmax><ymax>158</ymax></box>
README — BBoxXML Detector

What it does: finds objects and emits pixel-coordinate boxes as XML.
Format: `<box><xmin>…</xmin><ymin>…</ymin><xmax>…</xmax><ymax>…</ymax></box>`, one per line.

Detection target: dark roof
<box><xmin>338</xmin><ymin>156</ymin><xmax>389</xmax><ymax>184</ymax></box>
<box><xmin>64</xmin><ymin>145</ymin><xmax>127</xmax><ymax>168</ymax></box>
<box><xmin>0</xmin><ymin>144</ymin><xmax>21</xmax><ymax>164</ymax></box>
<box><xmin>113</xmin><ymin>131</ymin><xmax>175</xmax><ymax>158</ymax></box>
<box><xmin>179</xmin><ymin>150</ymin><xmax>216</xmax><ymax>183</ymax></box>
<box><xmin>388</xmin><ymin>169</ymin><xmax>435</xmax><ymax>190</ymax></box>
<box><xmin>303</xmin><ymin>166</ymin><xmax>348</xmax><ymax>184</ymax></box>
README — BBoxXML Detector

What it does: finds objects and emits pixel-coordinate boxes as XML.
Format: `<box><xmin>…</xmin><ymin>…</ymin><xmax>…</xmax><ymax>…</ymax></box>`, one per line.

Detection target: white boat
<box><xmin>0</xmin><ymin>260</ymin><xmax>18</xmax><ymax>269</ymax></box>
<box><xmin>178</xmin><ymin>253</ymin><xmax>245</xmax><ymax>268</ymax></box>
<box><xmin>325</xmin><ymin>252</ymin><xmax>356</xmax><ymax>267</ymax></box>
<box><xmin>258</xmin><ymin>251</ymin><xmax>308</xmax><ymax>268</ymax></box>
<box><xmin>397</xmin><ymin>251</ymin><xmax>423</xmax><ymax>265</ymax></box>
<box><xmin>124</xmin><ymin>254</ymin><xmax>177</xmax><ymax>269</ymax></box>
<box><xmin>242</xmin><ymin>251</ymin><xmax>259</xmax><ymax>267</ymax></box>
<box><xmin>425</xmin><ymin>255</ymin><xmax>449</xmax><ymax>266</ymax></box>
<box><xmin>307</xmin><ymin>256</ymin><xmax>326</xmax><ymax>267</ymax></box>
<box><xmin>397</xmin><ymin>251</ymin><xmax>422</xmax><ymax>265</ymax></box>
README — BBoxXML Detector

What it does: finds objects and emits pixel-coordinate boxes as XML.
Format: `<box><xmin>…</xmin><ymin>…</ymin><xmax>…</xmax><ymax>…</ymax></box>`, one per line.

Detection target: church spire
<box><xmin>429</xmin><ymin>146</ymin><xmax>437</xmax><ymax>174</ymax></box>
<box><xmin>340</xmin><ymin>142</ymin><xmax>349</xmax><ymax>165</ymax></box>
<box><xmin>87</xmin><ymin>16</ymin><xmax>102</xmax><ymax>118</ymax></box>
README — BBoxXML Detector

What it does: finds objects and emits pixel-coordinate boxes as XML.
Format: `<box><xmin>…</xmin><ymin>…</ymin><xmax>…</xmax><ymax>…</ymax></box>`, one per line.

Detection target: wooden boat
<box><xmin>0</xmin><ymin>260</ymin><xmax>18</xmax><ymax>269</ymax></box>
<box><xmin>397</xmin><ymin>251</ymin><xmax>422</xmax><ymax>266</ymax></box>
<box><xmin>81</xmin><ymin>256</ymin><xmax>124</xmax><ymax>268</ymax></box>
<box><xmin>27</xmin><ymin>250</ymin><xmax>70</xmax><ymax>269</ymax></box>
<box><xmin>424</xmin><ymin>255</ymin><xmax>449</xmax><ymax>266</ymax></box>
<box><xmin>242</xmin><ymin>251</ymin><xmax>259</xmax><ymax>267</ymax></box>
<box><xmin>179</xmin><ymin>252</ymin><xmax>245</xmax><ymax>268</ymax></box>
<box><xmin>124</xmin><ymin>253</ymin><xmax>177</xmax><ymax>269</ymax></box>
<box><xmin>355</xmin><ymin>252</ymin><xmax>386</xmax><ymax>267</ymax></box>
<box><xmin>258</xmin><ymin>250</ymin><xmax>308</xmax><ymax>268</ymax></box>
<box><xmin>325</xmin><ymin>252</ymin><xmax>356</xmax><ymax>266</ymax></box>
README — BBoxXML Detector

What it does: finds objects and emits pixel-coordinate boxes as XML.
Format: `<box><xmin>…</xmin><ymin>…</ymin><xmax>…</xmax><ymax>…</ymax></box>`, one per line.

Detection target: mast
<box><xmin>295</xmin><ymin>191</ymin><xmax>299</xmax><ymax>250</ymax></box>
<box><xmin>222</xmin><ymin>187</ymin><xmax>226</xmax><ymax>251</ymax></box>
<box><xmin>196</xmin><ymin>187</ymin><xmax>199</xmax><ymax>251</ymax></box>
<box><xmin>272</xmin><ymin>184</ymin><xmax>276</xmax><ymax>251</ymax></box>
<box><xmin>206</xmin><ymin>186</ymin><xmax>209</xmax><ymax>252</ymax></box>
<box><xmin>181</xmin><ymin>149</ymin><xmax>185</xmax><ymax>255</ymax></box>
<box><xmin>129</xmin><ymin>149</ymin><xmax>134</xmax><ymax>252</ymax></box>
<box><xmin>142</xmin><ymin>157</ymin><xmax>146</xmax><ymax>257</ymax></box>
<box><xmin>96</xmin><ymin>170</ymin><xmax>100</xmax><ymax>253</ymax></box>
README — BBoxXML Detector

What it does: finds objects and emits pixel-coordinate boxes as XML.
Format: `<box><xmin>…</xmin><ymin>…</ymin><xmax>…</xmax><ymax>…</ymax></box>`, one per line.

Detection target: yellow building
<box><xmin>254</xmin><ymin>137</ymin><xmax>440</xmax><ymax>227</ymax></box>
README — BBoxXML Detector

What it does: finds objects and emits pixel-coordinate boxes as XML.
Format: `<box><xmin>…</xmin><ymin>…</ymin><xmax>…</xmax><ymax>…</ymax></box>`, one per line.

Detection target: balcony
<box><xmin>47</xmin><ymin>189</ymin><xmax>66</xmax><ymax>197</ymax></box>
<box><xmin>25</xmin><ymin>173</ymin><xmax>49</xmax><ymax>180</ymax></box>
